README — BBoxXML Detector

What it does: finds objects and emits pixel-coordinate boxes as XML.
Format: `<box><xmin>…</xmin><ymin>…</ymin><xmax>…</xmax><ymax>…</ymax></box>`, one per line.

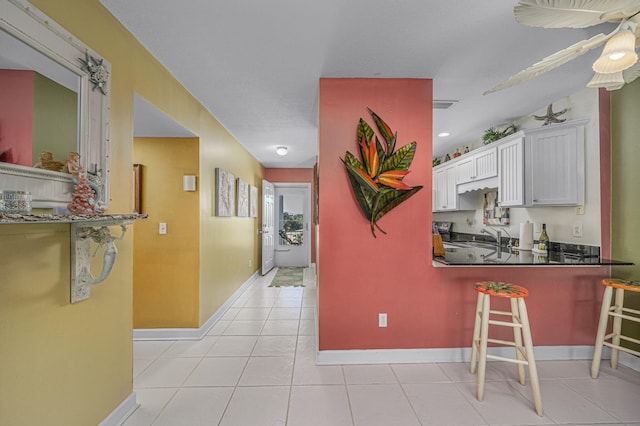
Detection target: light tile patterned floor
<box><xmin>124</xmin><ymin>267</ymin><xmax>640</xmax><ymax>425</ymax></box>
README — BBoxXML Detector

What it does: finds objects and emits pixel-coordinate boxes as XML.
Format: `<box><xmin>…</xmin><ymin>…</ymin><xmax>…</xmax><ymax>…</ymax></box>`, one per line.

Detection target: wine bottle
<box><xmin>538</xmin><ymin>224</ymin><xmax>549</xmax><ymax>251</ymax></box>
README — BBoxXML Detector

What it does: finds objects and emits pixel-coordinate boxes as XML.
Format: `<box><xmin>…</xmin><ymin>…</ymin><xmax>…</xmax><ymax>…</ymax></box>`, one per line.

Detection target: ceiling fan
<box><xmin>485</xmin><ymin>0</ymin><xmax>640</xmax><ymax>95</ymax></box>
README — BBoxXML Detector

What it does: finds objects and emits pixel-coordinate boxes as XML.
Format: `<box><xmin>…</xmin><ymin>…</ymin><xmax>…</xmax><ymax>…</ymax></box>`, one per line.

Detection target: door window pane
<box><xmin>278</xmin><ymin>194</ymin><xmax>303</xmax><ymax>246</ymax></box>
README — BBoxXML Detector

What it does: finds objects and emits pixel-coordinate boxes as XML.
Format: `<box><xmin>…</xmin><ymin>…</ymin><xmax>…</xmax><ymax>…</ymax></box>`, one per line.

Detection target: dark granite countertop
<box><xmin>433</xmin><ymin>239</ymin><xmax>634</xmax><ymax>267</ymax></box>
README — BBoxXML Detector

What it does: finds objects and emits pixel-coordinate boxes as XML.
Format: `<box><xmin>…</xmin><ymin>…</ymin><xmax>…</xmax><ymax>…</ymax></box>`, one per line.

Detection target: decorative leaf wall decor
<box><xmin>340</xmin><ymin>108</ymin><xmax>423</xmax><ymax>237</ymax></box>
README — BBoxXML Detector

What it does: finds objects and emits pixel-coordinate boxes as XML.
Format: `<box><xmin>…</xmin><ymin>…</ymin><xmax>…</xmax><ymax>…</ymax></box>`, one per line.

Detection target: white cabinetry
<box><xmin>433</xmin><ymin>118</ymin><xmax>586</xmax><ymax>212</ymax></box>
<box><xmin>497</xmin><ymin>133</ymin><xmax>524</xmax><ymax>207</ymax></box>
<box><xmin>433</xmin><ymin>164</ymin><xmax>456</xmax><ymax>211</ymax></box>
<box><xmin>456</xmin><ymin>146</ymin><xmax>497</xmax><ymax>185</ymax></box>
<box><xmin>525</xmin><ymin>119</ymin><xmax>586</xmax><ymax>206</ymax></box>
<box><xmin>433</xmin><ymin>164</ymin><xmax>474</xmax><ymax>212</ymax></box>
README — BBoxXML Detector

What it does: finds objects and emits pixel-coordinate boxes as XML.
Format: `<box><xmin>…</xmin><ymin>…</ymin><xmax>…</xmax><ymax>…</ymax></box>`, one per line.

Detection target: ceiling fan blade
<box><xmin>623</xmin><ymin>60</ymin><xmax>640</xmax><ymax>83</ymax></box>
<box><xmin>515</xmin><ymin>0</ymin><xmax>640</xmax><ymax>28</ymax></box>
<box><xmin>484</xmin><ymin>33</ymin><xmax>609</xmax><ymax>95</ymax></box>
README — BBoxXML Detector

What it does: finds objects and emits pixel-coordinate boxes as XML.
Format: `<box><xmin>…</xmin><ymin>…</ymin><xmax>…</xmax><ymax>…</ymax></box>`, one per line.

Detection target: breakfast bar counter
<box><xmin>434</xmin><ymin>241</ymin><xmax>634</xmax><ymax>267</ymax></box>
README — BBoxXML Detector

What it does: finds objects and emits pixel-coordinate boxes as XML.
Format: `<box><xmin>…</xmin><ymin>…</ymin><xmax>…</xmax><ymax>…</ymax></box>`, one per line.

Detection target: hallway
<box><xmin>124</xmin><ymin>267</ymin><xmax>640</xmax><ymax>425</ymax></box>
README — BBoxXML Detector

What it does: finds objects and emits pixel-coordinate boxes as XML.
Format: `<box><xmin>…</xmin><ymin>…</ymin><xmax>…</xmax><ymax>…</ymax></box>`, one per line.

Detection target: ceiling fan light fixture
<box><xmin>592</xmin><ymin>28</ymin><xmax>638</xmax><ymax>74</ymax></box>
<box><xmin>276</xmin><ymin>146</ymin><xmax>288</xmax><ymax>156</ymax></box>
<box><xmin>586</xmin><ymin>71</ymin><xmax>625</xmax><ymax>91</ymax></box>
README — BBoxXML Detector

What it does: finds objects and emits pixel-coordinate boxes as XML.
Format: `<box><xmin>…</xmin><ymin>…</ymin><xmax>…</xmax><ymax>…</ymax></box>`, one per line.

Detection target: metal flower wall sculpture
<box><xmin>341</xmin><ymin>108</ymin><xmax>423</xmax><ymax>237</ymax></box>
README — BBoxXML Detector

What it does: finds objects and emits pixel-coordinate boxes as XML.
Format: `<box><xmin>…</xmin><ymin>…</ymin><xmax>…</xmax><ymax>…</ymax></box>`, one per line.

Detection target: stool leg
<box><xmin>476</xmin><ymin>294</ymin><xmax>490</xmax><ymax>402</ymax></box>
<box><xmin>510</xmin><ymin>298</ymin><xmax>526</xmax><ymax>385</ymax></box>
<box><xmin>591</xmin><ymin>286</ymin><xmax>613</xmax><ymax>379</ymax></box>
<box><xmin>518</xmin><ymin>298</ymin><xmax>543</xmax><ymax>417</ymax></box>
<box><xmin>470</xmin><ymin>292</ymin><xmax>484</xmax><ymax>374</ymax></box>
<box><xmin>611</xmin><ymin>288</ymin><xmax>625</xmax><ymax>370</ymax></box>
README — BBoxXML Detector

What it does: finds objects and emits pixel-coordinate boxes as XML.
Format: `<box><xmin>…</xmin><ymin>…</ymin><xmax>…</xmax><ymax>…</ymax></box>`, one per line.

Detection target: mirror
<box><xmin>0</xmin><ymin>0</ymin><xmax>110</xmax><ymax>210</ymax></box>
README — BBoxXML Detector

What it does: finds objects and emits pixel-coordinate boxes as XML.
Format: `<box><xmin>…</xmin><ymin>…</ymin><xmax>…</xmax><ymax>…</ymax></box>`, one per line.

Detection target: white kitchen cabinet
<box><xmin>456</xmin><ymin>146</ymin><xmax>497</xmax><ymax>184</ymax></box>
<box><xmin>433</xmin><ymin>163</ymin><xmax>474</xmax><ymax>212</ymax></box>
<box><xmin>433</xmin><ymin>164</ymin><xmax>456</xmax><ymax>211</ymax></box>
<box><xmin>497</xmin><ymin>133</ymin><xmax>524</xmax><ymax>207</ymax></box>
<box><xmin>525</xmin><ymin>119</ymin><xmax>586</xmax><ymax>206</ymax></box>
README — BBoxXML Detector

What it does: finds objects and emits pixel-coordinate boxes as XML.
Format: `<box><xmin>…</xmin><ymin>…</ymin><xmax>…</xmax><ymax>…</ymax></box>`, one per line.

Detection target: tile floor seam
<box><xmin>340</xmin><ymin>365</ymin><xmax>357</xmax><ymax>426</ymax></box>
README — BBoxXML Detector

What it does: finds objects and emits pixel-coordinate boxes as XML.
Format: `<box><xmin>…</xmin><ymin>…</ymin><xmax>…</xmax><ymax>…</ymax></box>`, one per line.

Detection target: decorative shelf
<box><xmin>1</xmin><ymin>213</ymin><xmax>148</xmax><ymax>303</ymax></box>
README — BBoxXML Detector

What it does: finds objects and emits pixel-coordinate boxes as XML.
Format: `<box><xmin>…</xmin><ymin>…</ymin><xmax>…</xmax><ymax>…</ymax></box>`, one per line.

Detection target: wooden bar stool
<box><xmin>591</xmin><ymin>278</ymin><xmax>640</xmax><ymax>378</ymax></box>
<box><xmin>470</xmin><ymin>281</ymin><xmax>543</xmax><ymax>416</ymax></box>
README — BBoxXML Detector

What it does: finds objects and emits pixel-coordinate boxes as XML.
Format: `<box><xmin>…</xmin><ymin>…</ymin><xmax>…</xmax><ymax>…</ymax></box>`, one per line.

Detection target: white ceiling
<box><xmin>102</xmin><ymin>0</ymin><xmax>615</xmax><ymax>168</ymax></box>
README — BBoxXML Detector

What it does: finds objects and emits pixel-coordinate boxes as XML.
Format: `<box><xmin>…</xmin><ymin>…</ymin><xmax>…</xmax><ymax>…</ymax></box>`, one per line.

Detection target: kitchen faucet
<box><xmin>481</xmin><ymin>227</ymin><xmax>513</xmax><ymax>248</ymax></box>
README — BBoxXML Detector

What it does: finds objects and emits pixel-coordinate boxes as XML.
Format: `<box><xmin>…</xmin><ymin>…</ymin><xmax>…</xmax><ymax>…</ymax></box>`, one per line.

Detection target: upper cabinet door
<box><xmin>497</xmin><ymin>135</ymin><xmax>524</xmax><ymax>207</ymax></box>
<box><xmin>526</xmin><ymin>121</ymin><xmax>585</xmax><ymax>206</ymax></box>
<box><xmin>456</xmin><ymin>147</ymin><xmax>497</xmax><ymax>184</ymax></box>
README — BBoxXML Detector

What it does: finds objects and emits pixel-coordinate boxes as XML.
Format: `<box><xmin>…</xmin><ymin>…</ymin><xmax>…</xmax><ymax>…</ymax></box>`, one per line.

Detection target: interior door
<box><xmin>274</xmin><ymin>184</ymin><xmax>311</xmax><ymax>267</ymax></box>
<box><xmin>261</xmin><ymin>179</ymin><xmax>275</xmax><ymax>275</ymax></box>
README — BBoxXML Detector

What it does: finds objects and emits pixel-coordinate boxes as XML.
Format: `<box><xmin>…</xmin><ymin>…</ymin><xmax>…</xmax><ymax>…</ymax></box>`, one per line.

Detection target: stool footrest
<box><xmin>486</xmin><ymin>354</ymin><xmax>529</xmax><ymax>365</ymax></box>
<box><xmin>602</xmin><ymin>341</ymin><xmax>640</xmax><ymax>357</ymax></box>
<box><xmin>488</xmin><ymin>319</ymin><xmax>522</xmax><ymax>328</ymax></box>
<box><xmin>487</xmin><ymin>337</ymin><xmax>517</xmax><ymax>347</ymax></box>
<box><xmin>604</xmin><ymin>333</ymin><xmax>640</xmax><ymax>346</ymax></box>
<box><xmin>608</xmin><ymin>311</ymin><xmax>640</xmax><ymax>323</ymax></box>
<box><xmin>489</xmin><ymin>309</ymin><xmax>513</xmax><ymax>316</ymax></box>
<box><xmin>609</xmin><ymin>305</ymin><xmax>640</xmax><ymax>316</ymax></box>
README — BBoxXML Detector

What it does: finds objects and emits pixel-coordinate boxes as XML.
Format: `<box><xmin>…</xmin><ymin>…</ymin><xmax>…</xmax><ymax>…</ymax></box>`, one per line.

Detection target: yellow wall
<box><xmin>0</xmin><ymin>0</ymin><xmax>263</xmax><ymax>424</ymax></box>
<box><xmin>133</xmin><ymin>138</ymin><xmax>200</xmax><ymax>328</ymax></box>
<box><xmin>32</xmin><ymin>72</ymin><xmax>78</xmax><ymax>165</ymax></box>
<box><xmin>611</xmin><ymin>78</ymin><xmax>640</xmax><ymax>351</ymax></box>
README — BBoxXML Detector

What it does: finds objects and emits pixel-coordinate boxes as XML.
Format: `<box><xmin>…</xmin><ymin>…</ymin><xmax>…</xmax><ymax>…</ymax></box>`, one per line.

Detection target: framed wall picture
<box><xmin>236</xmin><ymin>178</ymin><xmax>249</xmax><ymax>217</ymax></box>
<box><xmin>215</xmin><ymin>168</ymin><xmax>235</xmax><ymax>216</ymax></box>
<box><xmin>249</xmin><ymin>185</ymin><xmax>258</xmax><ymax>218</ymax></box>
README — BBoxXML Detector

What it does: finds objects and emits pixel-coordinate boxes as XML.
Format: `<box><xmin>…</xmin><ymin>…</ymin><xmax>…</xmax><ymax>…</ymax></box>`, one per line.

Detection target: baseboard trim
<box><xmin>133</xmin><ymin>270</ymin><xmax>260</xmax><ymax>341</ymax></box>
<box><xmin>620</xmin><ymin>351</ymin><xmax>640</xmax><ymax>372</ymax></box>
<box><xmin>316</xmin><ymin>345</ymin><xmax>606</xmax><ymax>366</ymax></box>
<box><xmin>99</xmin><ymin>392</ymin><xmax>138</xmax><ymax>426</ymax></box>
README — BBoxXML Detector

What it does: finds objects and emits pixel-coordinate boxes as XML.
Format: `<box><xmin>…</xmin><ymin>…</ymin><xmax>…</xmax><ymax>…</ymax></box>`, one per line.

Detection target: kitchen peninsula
<box><xmin>434</xmin><ymin>240</ymin><xmax>633</xmax><ymax>266</ymax></box>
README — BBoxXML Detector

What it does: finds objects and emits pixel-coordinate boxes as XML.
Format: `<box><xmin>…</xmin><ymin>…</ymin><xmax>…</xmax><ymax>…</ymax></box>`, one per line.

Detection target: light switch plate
<box><xmin>572</xmin><ymin>223</ymin><xmax>582</xmax><ymax>238</ymax></box>
<box><xmin>159</xmin><ymin>222</ymin><xmax>167</xmax><ymax>235</ymax></box>
<box><xmin>378</xmin><ymin>313</ymin><xmax>387</xmax><ymax>328</ymax></box>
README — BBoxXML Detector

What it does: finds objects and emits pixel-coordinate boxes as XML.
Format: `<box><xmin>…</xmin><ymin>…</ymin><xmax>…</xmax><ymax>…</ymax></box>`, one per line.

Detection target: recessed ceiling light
<box><xmin>438</xmin><ymin>132</ymin><xmax>451</xmax><ymax>137</ymax></box>
<box><xmin>276</xmin><ymin>146</ymin><xmax>288</xmax><ymax>156</ymax></box>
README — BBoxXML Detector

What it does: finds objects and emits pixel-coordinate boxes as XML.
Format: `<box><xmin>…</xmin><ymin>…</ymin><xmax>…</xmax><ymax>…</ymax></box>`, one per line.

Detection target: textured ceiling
<box><xmin>101</xmin><ymin>0</ymin><xmax>613</xmax><ymax>167</ymax></box>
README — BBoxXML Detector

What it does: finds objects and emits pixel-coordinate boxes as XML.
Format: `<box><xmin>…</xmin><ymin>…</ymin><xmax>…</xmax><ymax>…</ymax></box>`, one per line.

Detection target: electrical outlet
<box><xmin>378</xmin><ymin>313</ymin><xmax>387</xmax><ymax>328</ymax></box>
<box><xmin>159</xmin><ymin>222</ymin><xmax>167</xmax><ymax>235</ymax></box>
<box><xmin>248</xmin><ymin>259</ymin><xmax>252</xmax><ymax>267</ymax></box>
<box><xmin>576</xmin><ymin>205</ymin><xmax>585</xmax><ymax>215</ymax></box>
<box><xmin>533</xmin><ymin>223</ymin><xmax>542</xmax><ymax>235</ymax></box>
<box><xmin>572</xmin><ymin>223</ymin><xmax>583</xmax><ymax>238</ymax></box>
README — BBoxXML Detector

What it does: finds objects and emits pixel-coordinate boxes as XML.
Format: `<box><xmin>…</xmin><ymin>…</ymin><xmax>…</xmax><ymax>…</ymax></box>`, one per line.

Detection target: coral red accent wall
<box><xmin>264</xmin><ymin>168</ymin><xmax>316</xmax><ymax>263</ymax></box>
<box><xmin>0</xmin><ymin>70</ymin><xmax>34</xmax><ymax>165</ymax></box>
<box><xmin>318</xmin><ymin>78</ymin><xmax>612</xmax><ymax>351</ymax></box>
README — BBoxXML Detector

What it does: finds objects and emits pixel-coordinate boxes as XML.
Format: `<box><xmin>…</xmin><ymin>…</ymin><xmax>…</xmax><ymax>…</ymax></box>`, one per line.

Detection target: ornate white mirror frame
<box><xmin>0</xmin><ymin>0</ymin><xmax>110</xmax><ymax>210</ymax></box>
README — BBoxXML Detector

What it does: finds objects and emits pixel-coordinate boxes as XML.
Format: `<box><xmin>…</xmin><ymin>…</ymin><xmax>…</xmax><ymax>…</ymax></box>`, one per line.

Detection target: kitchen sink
<box><xmin>443</xmin><ymin>240</ymin><xmax>498</xmax><ymax>249</ymax></box>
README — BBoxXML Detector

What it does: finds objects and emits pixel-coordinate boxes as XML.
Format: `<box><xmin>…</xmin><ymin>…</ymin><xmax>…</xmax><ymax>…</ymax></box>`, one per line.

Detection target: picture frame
<box><xmin>215</xmin><ymin>168</ymin><xmax>235</xmax><ymax>216</ymax></box>
<box><xmin>236</xmin><ymin>178</ymin><xmax>249</xmax><ymax>217</ymax></box>
<box><xmin>249</xmin><ymin>185</ymin><xmax>258</xmax><ymax>218</ymax></box>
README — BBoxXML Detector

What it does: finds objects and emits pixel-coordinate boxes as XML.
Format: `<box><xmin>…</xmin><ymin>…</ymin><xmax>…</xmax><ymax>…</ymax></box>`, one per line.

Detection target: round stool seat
<box><xmin>602</xmin><ymin>278</ymin><xmax>640</xmax><ymax>293</ymax></box>
<box><xmin>474</xmin><ymin>281</ymin><xmax>529</xmax><ymax>298</ymax></box>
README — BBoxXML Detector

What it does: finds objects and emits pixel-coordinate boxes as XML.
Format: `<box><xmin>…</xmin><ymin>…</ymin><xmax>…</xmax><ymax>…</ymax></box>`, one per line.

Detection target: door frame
<box><xmin>273</xmin><ymin>182</ymin><xmax>311</xmax><ymax>267</ymax></box>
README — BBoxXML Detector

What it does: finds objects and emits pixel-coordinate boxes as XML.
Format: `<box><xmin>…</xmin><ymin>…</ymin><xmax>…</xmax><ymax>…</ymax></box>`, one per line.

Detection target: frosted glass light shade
<box><xmin>586</xmin><ymin>71</ymin><xmax>625</xmax><ymax>91</ymax></box>
<box><xmin>592</xmin><ymin>30</ymin><xmax>638</xmax><ymax>74</ymax></box>
<box><xmin>276</xmin><ymin>146</ymin><xmax>288</xmax><ymax>156</ymax></box>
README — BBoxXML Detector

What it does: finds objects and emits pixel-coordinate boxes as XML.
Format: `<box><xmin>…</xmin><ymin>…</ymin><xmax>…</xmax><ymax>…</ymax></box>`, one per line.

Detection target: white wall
<box><xmin>433</xmin><ymin>88</ymin><xmax>601</xmax><ymax>246</ymax></box>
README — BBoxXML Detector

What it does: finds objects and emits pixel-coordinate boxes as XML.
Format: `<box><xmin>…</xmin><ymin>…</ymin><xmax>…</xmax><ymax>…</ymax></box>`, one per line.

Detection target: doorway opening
<box><xmin>274</xmin><ymin>183</ymin><xmax>311</xmax><ymax>268</ymax></box>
